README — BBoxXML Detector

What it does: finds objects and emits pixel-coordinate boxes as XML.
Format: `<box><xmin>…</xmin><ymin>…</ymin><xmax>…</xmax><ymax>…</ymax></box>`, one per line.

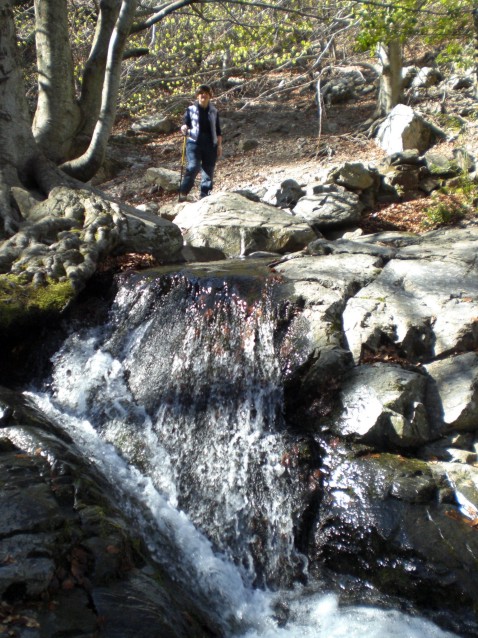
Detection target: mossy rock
<box><xmin>0</xmin><ymin>273</ymin><xmax>76</xmax><ymax>331</ymax></box>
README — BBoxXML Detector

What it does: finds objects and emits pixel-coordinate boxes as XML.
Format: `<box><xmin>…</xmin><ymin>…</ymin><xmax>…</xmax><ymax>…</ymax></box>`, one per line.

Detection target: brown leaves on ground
<box><xmin>363</xmin><ymin>191</ymin><xmax>474</xmax><ymax>235</ymax></box>
<box><xmin>97</xmin><ymin>253</ymin><xmax>159</xmax><ymax>274</ymax></box>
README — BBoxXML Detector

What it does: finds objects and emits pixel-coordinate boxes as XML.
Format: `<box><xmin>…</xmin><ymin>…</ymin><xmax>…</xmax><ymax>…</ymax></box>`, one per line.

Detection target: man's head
<box><xmin>196</xmin><ymin>84</ymin><xmax>212</xmax><ymax>108</ymax></box>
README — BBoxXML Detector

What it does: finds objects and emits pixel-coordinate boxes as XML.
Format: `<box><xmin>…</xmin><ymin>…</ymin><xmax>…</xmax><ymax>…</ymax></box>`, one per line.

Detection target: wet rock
<box><xmin>311</xmin><ymin>445</ymin><xmax>478</xmax><ymax>626</ymax></box>
<box><xmin>273</xmin><ymin>253</ymin><xmax>382</xmax><ymax>379</ymax></box>
<box><xmin>419</xmin><ymin>432</ymin><xmax>476</xmax><ymax>463</ymax></box>
<box><xmin>0</xmin><ymin>387</ymin><xmax>219</xmax><ymax>638</ymax></box>
<box><xmin>310</xmin><ymin>237</ymin><xmax>397</xmax><ymax>260</ymax></box>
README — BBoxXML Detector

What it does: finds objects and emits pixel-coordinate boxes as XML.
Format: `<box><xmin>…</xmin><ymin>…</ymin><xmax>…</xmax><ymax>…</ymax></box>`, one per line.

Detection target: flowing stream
<box><xmin>29</xmin><ymin>266</ymin><xmax>458</xmax><ymax>637</ymax></box>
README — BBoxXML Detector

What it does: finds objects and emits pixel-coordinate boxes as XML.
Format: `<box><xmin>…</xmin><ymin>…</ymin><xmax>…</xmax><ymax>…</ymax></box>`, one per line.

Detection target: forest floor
<box><xmin>100</xmin><ymin>70</ymin><xmax>478</xmax><ymax>237</ymax></box>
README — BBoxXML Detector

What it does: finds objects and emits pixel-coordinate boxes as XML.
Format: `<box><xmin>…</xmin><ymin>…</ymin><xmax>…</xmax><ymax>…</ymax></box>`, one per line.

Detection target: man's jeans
<box><xmin>180</xmin><ymin>138</ymin><xmax>218</xmax><ymax>198</ymax></box>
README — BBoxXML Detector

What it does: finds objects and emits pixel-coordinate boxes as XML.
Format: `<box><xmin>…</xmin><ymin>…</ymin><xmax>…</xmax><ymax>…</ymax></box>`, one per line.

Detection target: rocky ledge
<box><xmin>0</xmin><ymin>388</ymin><xmax>219</xmax><ymax>638</ymax></box>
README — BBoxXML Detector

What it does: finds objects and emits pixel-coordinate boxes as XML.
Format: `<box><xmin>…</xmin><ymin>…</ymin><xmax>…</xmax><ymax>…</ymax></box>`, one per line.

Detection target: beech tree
<box><xmin>0</xmin><ymin>0</ymin><xmax>140</xmax><ymax>237</ymax></box>
<box><xmin>1</xmin><ymin>0</ymin><xmax>330</xmax><ymax>239</ymax></box>
<box><xmin>0</xmin><ymin>0</ymin><xmax>63</xmax><ymax>237</ymax></box>
<box><xmin>353</xmin><ymin>0</ymin><xmax>424</xmax><ymax>116</ymax></box>
<box><xmin>353</xmin><ymin>0</ymin><xmax>477</xmax><ymax>116</ymax></box>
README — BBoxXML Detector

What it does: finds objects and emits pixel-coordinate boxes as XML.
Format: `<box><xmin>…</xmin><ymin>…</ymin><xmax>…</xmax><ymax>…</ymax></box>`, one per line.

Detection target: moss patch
<box><xmin>0</xmin><ymin>274</ymin><xmax>76</xmax><ymax>331</ymax></box>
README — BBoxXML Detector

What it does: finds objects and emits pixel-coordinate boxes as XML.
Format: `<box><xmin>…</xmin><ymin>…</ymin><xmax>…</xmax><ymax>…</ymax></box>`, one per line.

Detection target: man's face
<box><xmin>197</xmin><ymin>91</ymin><xmax>211</xmax><ymax>108</ymax></box>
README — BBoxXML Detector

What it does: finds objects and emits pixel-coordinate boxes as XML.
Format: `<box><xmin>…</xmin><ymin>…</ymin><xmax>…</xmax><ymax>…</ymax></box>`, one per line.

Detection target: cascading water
<box><xmin>29</xmin><ymin>264</ymin><xmax>459</xmax><ymax>637</ymax></box>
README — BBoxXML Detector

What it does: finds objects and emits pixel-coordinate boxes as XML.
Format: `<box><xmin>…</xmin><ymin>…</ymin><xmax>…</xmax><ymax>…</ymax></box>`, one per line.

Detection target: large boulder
<box><xmin>173</xmin><ymin>191</ymin><xmax>316</xmax><ymax>257</ymax></box>
<box><xmin>0</xmin><ymin>187</ymin><xmax>183</xmax><ymax>333</ymax></box>
<box><xmin>273</xmin><ymin>253</ymin><xmax>382</xmax><ymax>377</ymax></box>
<box><xmin>425</xmin><ymin>352</ymin><xmax>478</xmax><ymax>434</ymax></box>
<box><xmin>0</xmin><ymin>187</ymin><xmax>182</xmax><ymax>288</ymax></box>
<box><xmin>333</xmin><ymin>362</ymin><xmax>433</xmax><ymax>448</ymax></box>
<box><xmin>343</xmin><ymin>228</ymin><xmax>478</xmax><ymax>363</ymax></box>
<box><xmin>376</xmin><ymin>104</ymin><xmax>439</xmax><ymax>155</ymax></box>
<box><xmin>311</xmin><ymin>443</ymin><xmax>478</xmax><ymax>627</ymax></box>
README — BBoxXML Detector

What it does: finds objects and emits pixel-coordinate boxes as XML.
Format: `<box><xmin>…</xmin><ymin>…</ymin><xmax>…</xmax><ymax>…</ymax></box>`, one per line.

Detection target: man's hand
<box><xmin>181</xmin><ymin>125</ymin><xmax>189</xmax><ymax>136</ymax></box>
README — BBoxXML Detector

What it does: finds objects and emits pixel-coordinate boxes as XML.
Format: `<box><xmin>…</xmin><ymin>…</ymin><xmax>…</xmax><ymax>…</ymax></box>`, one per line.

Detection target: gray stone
<box><xmin>376</xmin><ymin>104</ymin><xmax>436</xmax><ymax>155</ymax></box>
<box><xmin>334</xmin><ymin>362</ymin><xmax>432</xmax><ymax>448</ymax></box>
<box><xmin>145</xmin><ymin>167</ymin><xmax>181</xmax><ymax>192</ymax></box>
<box><xmin>411</xmin><ymin>66</ymin><xmax>443</xmax><ymax>89</ymax></box>
<box><xmin>382</xmin><ymin>165</ymin><xmax>421</xmax><ymax>192</ymax></box>
<box><xmin>309</xmin><ymin>237</ymin><xmax>397</xmax><ymax>260</ymax></box>
<box><xmin>402</xmin><ymin>66</ymin><xmax>418</xmax><ymax>88</ymax></box>
<box><xmin>425</xmin><ymin>352</ymin><xmax>478</xmax><ymax>433</ymax></box>
<box><xmin>293</xmin><ymin>189</ymin><xmax>365</xmax><ymax>230</ymax></box>
<box><xmin>132</xmin><ymin>115</ymin><xmax>175</xmax><ymax>134</ymax></box>
<box><xmin>329</xmin><ymin>162</ymin><xmax>375</xmax><ymax>190</ymax></box>
<box><xmin>423</xmin><ymin>151</ymin><xmax>462</xmax><ymax>178</ymax></box>
<box><xmin>174</xmin><ymin>191</ymin><xmax>316</xmax><ymax>257</ymax></box>
<box><xmin>0</xmin><ymin>187</ymin><xmax>183</xmax><ymax>291</ymax></box>
<box><xmin>448</xmin><ymin>74</ymin><xmax>474</xmax><ymax>90</ymax></box>
<box><xmin>419</xmin><ymin>176</ymin><xmax>441</xmax><ymax>194</ymax></box>
<box><xmin>262</xmin><ymin>179</ymin><xmax>305</xmax><ymax>208</ymax></box>
<box><xmin>274</xmin><ymin>253</ymin><xmax>382</xmax><ymax>359</ymax></box>
<box><xmin>343</xmin><ymin>232</ymin><xmax>478</xmax><ymax>362</ymax></box>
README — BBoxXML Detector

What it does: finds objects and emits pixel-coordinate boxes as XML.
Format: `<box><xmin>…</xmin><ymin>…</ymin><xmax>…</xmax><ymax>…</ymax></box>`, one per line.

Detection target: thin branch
<box><xmin>131</xmin><ymin>0</ymin><xmax>324</xmax><ymax>32</ymax></box>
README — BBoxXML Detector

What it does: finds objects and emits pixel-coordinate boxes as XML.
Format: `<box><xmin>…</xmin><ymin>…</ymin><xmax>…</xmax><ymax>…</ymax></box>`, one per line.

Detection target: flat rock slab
<box><xmin>275</xmin><ymin>252</ymin><xmax>383</xmax><ymax>298</ymax></box>
<box><xmin>343</xmin><ymin>256</ymin><xmax>478</xmax><ymax>362</ymax></box>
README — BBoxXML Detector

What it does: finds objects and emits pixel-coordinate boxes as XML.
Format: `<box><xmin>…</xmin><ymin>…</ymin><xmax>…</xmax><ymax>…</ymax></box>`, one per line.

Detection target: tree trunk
<box><xmin>76</xmin><ymin>0</ymin><xmax>122</xmax><ymax>146</ymax></box>
<box><xmin>32</xmin><ymin>0</ymin><xmax>81</xmax><ymax>163</ymax></box>
<box><xmin>473</xmin><ymin>4</ymin><xmax>478</xmax><ymax>99</ymax></box>
<box><xmin>0</xmin><ymin>0</ymin><xmax>39</xmax><ymax>235</ymax></box>
<box><xmin>61</xmin><ymin>0</ymin><xmax>138</xmax><ymax>182</ymax></box>
<box><xmin>376</xmin><ymin>39</ymin><xmax>403</xmax><ymax>117</ymax></box>
<box><xmin>0</xmin><ymin>0</ymin><xmax>69</xmax><ymax>237</ymax></box>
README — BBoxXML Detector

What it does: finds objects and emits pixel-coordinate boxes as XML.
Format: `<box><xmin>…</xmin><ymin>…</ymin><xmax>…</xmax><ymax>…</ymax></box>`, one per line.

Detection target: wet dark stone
<box><xmin>0</xmin><ymin>387</ymin><xmax>221</xmax><ymax>638</ymax></box>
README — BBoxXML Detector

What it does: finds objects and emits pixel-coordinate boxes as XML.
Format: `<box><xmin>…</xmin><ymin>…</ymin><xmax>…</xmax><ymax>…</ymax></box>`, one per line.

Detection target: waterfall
<box><xmin>29</xmin><ymin>266</ymin><xmax>459</xmax><ymax>637</ymax></box>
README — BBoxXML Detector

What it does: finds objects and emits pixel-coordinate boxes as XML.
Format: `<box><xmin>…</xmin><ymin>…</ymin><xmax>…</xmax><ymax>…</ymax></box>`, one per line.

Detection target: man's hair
<box><xmin>195</xmin><ymin>84</ymin><xmax>212</xmax><ymax>96</ymax></box>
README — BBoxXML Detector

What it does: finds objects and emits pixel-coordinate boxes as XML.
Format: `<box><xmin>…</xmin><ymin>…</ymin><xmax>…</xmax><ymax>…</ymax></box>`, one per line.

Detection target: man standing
<box><xmin>179</xmin><ymin>85</ymin><xmax>222</xmax><ymax>201</ymax></box>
